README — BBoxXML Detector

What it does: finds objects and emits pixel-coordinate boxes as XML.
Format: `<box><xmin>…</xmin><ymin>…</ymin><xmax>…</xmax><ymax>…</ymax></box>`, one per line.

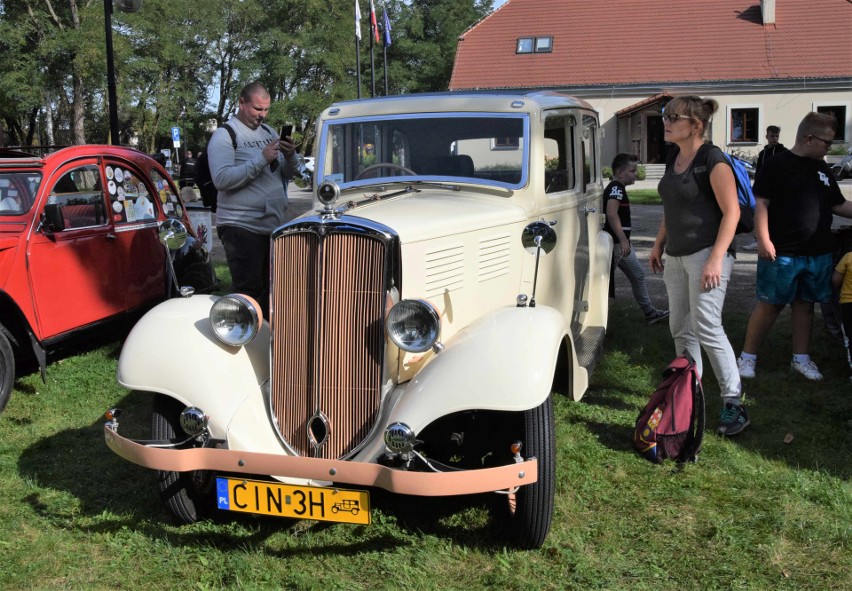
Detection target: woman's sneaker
<box><xmin>737</xmin><ymin>356</ymin><xmax>756</xmax><ymax>379</ymax></box>
<box><xmin>646</xmin><ymin>309</ymin><xmax>670</xmax><ymax>325</ymax></box>
<box><xmin>716</xmin><ymin>402</ymin><xmax>750</xmax><ymax>436</ymax></box>
<box><xmin>790</xmin><ymin>359</ymin><xmax>823</xmax><ymax>380</ymax></box>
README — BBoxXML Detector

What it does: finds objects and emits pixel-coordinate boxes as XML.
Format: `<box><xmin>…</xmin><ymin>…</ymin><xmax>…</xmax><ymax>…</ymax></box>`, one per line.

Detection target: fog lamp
<box><xmin>179</xmin><ymin>407</ymin><xmax>208</xmax><ymax>436</ymax></box>
<box><xmin>209</xmin><ymin>294</ymin><xmax>261</xmax><ymax>346</ymax></box>
<box><xmin>386</xmin><ymin>299</ymin><xmax>440</xmax><ymax>353</ymax></box>
<box><xmin>384</xmin><ymin>422</ymin><xmax>415</xmax><ymax>455</ymax></box>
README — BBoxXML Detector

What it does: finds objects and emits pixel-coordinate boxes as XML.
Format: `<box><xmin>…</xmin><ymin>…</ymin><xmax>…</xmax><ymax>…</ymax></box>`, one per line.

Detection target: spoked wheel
<box><xmin>0</xmin><ymin>326</ymin><xmax>14</xmax><ymax>414</ymax></box>
<box><xmin>151</xmin><ymin>394</ymin><xmax>213</xmax><ymax>524</ymax></box>
<box><xmin>507</xmin><ymin>396</ymin><xmax>556</xmax><ymax>549</ymax></box>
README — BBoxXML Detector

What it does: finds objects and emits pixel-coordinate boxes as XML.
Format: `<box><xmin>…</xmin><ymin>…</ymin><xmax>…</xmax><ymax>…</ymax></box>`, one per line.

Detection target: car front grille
<box><xmin>269</xmin><ymin>220</ymin><xmax>395</xmax><ymax>459</ymax></box>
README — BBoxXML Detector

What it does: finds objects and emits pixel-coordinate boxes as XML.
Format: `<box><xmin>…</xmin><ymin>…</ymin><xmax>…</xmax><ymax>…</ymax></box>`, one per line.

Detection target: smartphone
<box><xmin>281</xmin><ymin>124</ymin><xmax>293</xmax><ymax>139</ymax></box>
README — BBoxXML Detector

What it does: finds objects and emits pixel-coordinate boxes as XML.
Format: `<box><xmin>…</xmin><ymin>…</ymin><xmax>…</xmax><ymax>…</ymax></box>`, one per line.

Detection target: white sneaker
<box><xmin>791</xmin><ymin>359</ymin><xmax>823</xmax><ymax>381</ymax></box>
<box><xmin>737</xmin><ymin>356</ymin><xmax>756</xmax><ymax>379</ymax></box>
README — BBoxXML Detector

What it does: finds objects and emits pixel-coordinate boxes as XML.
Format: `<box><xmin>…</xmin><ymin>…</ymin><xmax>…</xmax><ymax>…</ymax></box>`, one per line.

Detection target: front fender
<box><xmin>116</xmin><ymin>295</ymin><xmax>271</xmax><ymax>436</ymax></box>
<box><xmin>388</xmin><ymin>305</ymin><xmax>569</xmax><ymax>434</ymax></box>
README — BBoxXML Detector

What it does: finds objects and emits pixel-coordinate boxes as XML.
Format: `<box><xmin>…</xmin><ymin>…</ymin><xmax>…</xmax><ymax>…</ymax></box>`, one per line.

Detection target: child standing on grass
<box><xmin>604</xmin><ymin>153</ymin><xmax>669</xmax><ymax>324</ymax></box>
<box><xmin>831</xmin><ymin>251</ymin><xmax>852</xmax><ymax>377</ymax></box>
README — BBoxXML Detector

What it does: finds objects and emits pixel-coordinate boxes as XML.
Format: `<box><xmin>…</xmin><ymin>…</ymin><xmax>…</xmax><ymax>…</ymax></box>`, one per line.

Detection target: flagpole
<box><xmin>382</xmin><ymin>3</ymin><xmax>391</xmax><ymax>96</ymax></box>
<box><xmin>356</xmin><ymin>38</ymin><xmax>362</xmax><ymax>99</ymax></box>
<box><xmin>369</xmin><ymin>35</ymin><xmax>376</xmax><ymax>97</ymax></box>
<box><xmin>355</xmin><ymin>1</ymin><xmax>362</xmax><ymax>99</ymax></box>
<box><xmin>383</xmin><ymin>45</ymin><xmax>388</xmax><ymax>96</ymax></box>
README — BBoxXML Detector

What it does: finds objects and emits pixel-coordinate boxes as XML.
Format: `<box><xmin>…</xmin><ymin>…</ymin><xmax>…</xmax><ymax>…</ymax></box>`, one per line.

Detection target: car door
<box><xmin>27</xmin><ymin>159</ymin><xmax>126</xmax><ymax>338</ymax></box>
<box><xmin>104</xmin><ymin>159</ymin><xmax>167</xmax><ymax>310</ymax></box>
<box><xmin>535</xmin><ymin>110</ymin><xmax>594</xmax><ymax>333</ymax></box>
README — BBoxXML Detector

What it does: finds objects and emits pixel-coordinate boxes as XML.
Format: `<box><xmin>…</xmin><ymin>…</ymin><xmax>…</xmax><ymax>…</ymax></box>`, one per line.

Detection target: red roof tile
<box><xmin>450</xmin><ymin>0</ymin><xmax>852</xmax><ymax>90</ymax></box>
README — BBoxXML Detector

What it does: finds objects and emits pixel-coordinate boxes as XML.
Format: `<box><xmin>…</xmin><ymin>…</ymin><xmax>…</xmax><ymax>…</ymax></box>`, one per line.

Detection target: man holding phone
<box><xmin>208</xmin><ymin>81</ymin><xmax>299</xmax><ymax>317</ymax></box>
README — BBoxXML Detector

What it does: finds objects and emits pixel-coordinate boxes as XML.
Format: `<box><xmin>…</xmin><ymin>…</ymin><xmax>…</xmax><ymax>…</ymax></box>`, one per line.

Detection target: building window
<box><xmin>516</xmin><ymin>37</ymin><xmax>553</xmax><ymax>54</ymax></box>
<box><xmin>516</xmin><ymin>38</ymin><xmax>533</xmax><ymax>53</ymax></box>
<box><xmin>491</xmin><ymin>136</ymin><xmax>520</xmax><ymax>150</ymax></box>
<box><xmin>730</xmin><ymin>108</ymin><xmax>759</xmax><ymax>143</ymax></box>
<box><xmin>816</xmin><ymin>105</ymin><xmax>847</xmax><ymax>142</ymax></box>
<box><xmin>535</xmin><ymin>37</ymin><xmax>553</xmax><ymax>52</ymax></box>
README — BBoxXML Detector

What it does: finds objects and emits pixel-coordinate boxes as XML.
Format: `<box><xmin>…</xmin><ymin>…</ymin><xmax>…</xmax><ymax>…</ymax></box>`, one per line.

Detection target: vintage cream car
<box><xmin>104</xmin><ymin>91</ymin><xmax>612</xmax><ymax>549</ymax></box>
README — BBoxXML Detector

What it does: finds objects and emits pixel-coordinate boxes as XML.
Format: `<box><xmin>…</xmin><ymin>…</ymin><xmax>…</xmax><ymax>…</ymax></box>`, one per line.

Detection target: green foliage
<box><xmin>603</xmin><ymin>164</ymin><xmax>645</xmax><ymax>181</ymax></box>
<box><xmin>828</xmin><ymin>143</ymin><xmax>850</xmax><ymax>156</ymax></box>
<box><xmin>0</xmin><ymin>0</ymin><xmax>495</xmax><ymax>155</ymax></box>
<box><xmin>0</xmin><ymin>299</ymin><xmax>849</xmax><ymax>589</ymax></box>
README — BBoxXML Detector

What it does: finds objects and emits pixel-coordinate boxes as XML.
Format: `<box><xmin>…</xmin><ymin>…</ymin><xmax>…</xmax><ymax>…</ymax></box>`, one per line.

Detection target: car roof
<box><xmin>0</xmin><ymin>145</ymin><xmax>155</xmax><ymax>170</ymax></box>
<box><xmin>322</xmin><ymin>90</ymin><xmax>595</xmax><ymax>118</ymax></box>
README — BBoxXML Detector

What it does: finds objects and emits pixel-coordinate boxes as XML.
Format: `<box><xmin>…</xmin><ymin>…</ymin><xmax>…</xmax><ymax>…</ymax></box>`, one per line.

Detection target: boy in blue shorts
<box><xmin>737</xmin><ymin>112</ymin><xmax>852</xmax><ymax>380</ymax></box>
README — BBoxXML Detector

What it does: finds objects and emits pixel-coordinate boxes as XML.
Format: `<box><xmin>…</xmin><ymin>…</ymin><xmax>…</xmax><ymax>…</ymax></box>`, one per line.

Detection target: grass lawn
<box><xmin>0</xmin><ymin>275</ymin><xmax>849</xmax><ymax>590</ymax></box>
<box><xmin>627</xmin><ymin>188</ymin><xmax>661</xmax><ymax>205</ymax></box>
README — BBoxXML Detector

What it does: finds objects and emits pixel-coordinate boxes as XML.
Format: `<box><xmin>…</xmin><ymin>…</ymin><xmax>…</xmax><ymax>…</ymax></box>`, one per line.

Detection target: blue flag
<box><xmin>382</xmin><ymin>4</ymin><xmax>391</xmax><ymax>47</ymax></box>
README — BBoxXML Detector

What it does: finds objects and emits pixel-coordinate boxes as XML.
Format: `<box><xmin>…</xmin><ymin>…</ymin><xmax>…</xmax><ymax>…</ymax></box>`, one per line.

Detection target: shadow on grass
<box><xmin>589</xmin><ymin>301</ymin><xmax>852</xmax><ymax>480</ymax></box>
<box><xmin>16</xmin><ymin>389</ymin><xmax>519</xmax><ymax>554</ymax></box>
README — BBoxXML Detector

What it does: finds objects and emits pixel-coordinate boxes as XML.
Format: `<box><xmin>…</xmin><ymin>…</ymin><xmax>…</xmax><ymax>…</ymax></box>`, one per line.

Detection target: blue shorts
<box><xmin>756</xmin><ymin>253</ymin><xmax>834</xmax><ymax>304</ymax></box>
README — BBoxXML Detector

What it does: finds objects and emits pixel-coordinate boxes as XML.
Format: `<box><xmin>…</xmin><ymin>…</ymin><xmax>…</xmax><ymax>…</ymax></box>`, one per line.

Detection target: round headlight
<box><xmin>209</xmin><ymin>294</ymin><xmax>261</xmax><ymax>346</ymax></box>
<box><xmin>386</xmin><ymin>299</ymin><xmax>440</xmax><ymax>353</ymax></box>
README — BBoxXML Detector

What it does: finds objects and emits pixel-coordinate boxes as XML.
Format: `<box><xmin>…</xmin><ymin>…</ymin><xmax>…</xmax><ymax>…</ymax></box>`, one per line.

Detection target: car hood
<box><xmin>336</xmin><ymin>189</ymin><xmax>528</xmax><ymax>244</ymax></box>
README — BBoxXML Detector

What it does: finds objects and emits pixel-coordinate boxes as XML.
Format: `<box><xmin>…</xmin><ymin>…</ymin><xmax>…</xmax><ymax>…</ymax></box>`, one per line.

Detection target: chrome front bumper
<box><xmin>104</xmin><ymin>424</ymin><xmax>538</xmax><ymax>497</ymax></box>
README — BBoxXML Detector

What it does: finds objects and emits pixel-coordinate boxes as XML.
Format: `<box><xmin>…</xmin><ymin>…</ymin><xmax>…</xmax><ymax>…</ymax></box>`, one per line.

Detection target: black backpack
<box><xmin>196</xmin><ymin>123</ymin><xmax>236</xmax><ymax>212</ymax></box>
<box><xmin>633</xmin><ymin>353</ymin><xmax>705</xmax><ymax>464</ymax></box>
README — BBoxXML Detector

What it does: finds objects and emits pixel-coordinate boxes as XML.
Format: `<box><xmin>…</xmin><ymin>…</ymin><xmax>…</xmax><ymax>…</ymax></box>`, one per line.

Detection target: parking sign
<box><xmin>171</xmin><ymin>127</ymin><xmax>181</xmax><ymax>142</ymax></box>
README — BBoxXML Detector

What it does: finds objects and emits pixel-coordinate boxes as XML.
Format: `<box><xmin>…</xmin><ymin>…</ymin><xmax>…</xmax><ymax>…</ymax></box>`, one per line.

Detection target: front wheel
<box><xmin>0</xmin><ymin>326</ymin><xmax>14</xmax><ymax>414</ymax></box>
<box><xmin>152</xmin><ymin>394</ymin><xmax>213</xmax><ymax>524</ymax></box>
<box><xmin>508</xmin><ymin>396</ymin><xmax>556</xmax><ymax>549</ymax></box>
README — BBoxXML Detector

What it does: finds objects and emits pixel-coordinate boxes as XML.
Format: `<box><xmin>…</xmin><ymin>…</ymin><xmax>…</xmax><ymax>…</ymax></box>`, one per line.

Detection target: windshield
<box><xmin>318</xmin><ymin>113</ymin><xmax>528</xmax><ymax>191</ymax></box>
<box><xmin>0</xmin><ymin>172</ymin><xmax>41</xmax><ymax>215</ymax></box>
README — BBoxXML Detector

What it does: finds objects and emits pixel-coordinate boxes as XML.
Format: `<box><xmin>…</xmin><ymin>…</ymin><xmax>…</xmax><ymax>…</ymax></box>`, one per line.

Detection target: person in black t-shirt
<box><xmin>180</xmin><ymin>150</ymin><xmax>197</xmax><ymax>188</ymax></box>
<box><xmin>742</xmin><ymin>125</ymin><xmax>789</xmax><ymax>251</ymax></box>
<box><xmin>737</xmin><ymin>112</ymin><xmax>852</xmax><ymax>381</ymax></box>
<box><xmin>604</xmin><ymin>153</ymin><xmax>668</xmax><ymax>324</ymax></box>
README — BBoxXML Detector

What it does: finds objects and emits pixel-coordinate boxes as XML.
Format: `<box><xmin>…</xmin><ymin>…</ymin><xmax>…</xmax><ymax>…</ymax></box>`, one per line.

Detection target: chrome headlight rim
<box><xmin>209</xmin><ymin>293</ymin><xmax>262</xmax><ymax>347</ymax></box>
<box><xmin>386</xmin><ymin>299</ymin><xmax>441</xmax><ymax>353</ymax></box>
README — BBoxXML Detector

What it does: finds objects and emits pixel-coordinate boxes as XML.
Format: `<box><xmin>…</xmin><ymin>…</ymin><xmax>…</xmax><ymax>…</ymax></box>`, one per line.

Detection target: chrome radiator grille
<box><xmin>269</xmin><ymin>225</ymin><xmax>389</xmax><ymax>459</ymax></box>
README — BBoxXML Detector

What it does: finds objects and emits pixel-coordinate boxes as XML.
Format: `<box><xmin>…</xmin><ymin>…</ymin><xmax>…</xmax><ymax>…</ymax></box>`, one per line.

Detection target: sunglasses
<box><xmin>808</xmin><ymin>135</ymin><xmax>833</xmax><ymax>148</ymax></box>
<box><xmin>662</xmin><ymin>113</ymin><xmax>694</xmax><ymax>124</ymax></box>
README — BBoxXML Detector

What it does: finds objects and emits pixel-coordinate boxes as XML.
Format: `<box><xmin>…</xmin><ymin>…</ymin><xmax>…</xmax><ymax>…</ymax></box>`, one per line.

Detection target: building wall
<box><xmin>587</xmin><ymin>89</ymin><xmax>850</xmax><ymax>166</ymax></box>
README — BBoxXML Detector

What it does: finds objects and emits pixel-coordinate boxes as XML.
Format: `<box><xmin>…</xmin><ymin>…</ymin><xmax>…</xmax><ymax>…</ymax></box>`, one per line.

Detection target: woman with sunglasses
<box><xmin>649</xmin><ymin>95</ymin><xmax>749</xmax><ymax>437</ymax></box>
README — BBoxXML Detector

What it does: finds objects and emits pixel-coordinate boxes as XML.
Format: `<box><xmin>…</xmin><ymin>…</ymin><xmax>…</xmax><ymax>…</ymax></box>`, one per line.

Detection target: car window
<box><xmin>48</xmin><ymin>165</ymin><xmax>107</xmax><ymax>229</ymax></box>
<box><xmin>0</xmin><ymin>172</ymin><xmax>40</xmax><ymax>215</ymax></box>
<box><xmin>544</xmin><ymin>113</ymin><xmax>578</xmax><ymax>194</ymax></box>
<box><xmin>150</xmin><ymin>169</ymin><xmax>184</xmax><ymax>219</ymax></box>
<box><xmin>320</xmin><ymin>113</ymin><xmax>528</xmax><ymax>190</ymax></box>
<box><xmin>106</xmin><ymin>163</ymin><xmax>157</xmax><ymax>224</ymax></box>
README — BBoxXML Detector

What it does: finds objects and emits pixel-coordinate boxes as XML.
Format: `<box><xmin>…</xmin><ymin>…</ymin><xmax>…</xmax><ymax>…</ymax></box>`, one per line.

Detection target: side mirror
<box><xmin>40</xmin><ymin>203</ymin><xmax>66</xmax><ymax>233</ymax></box>
<box><xmin>158</xmin><ymin>218</ymin><xmax>188</xmax><ymax>251</ymax></box>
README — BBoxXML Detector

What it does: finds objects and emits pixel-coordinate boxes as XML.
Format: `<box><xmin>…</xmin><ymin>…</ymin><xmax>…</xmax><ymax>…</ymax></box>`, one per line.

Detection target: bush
<box><xmin>828</xmin><ymin>143</ymin><xmax>850</xmax><ymax>156</ymax></box>
<box><xmin>603</xmin><ymin>165</ymin><xmax>646</xmax><ymax>181</ymax></box>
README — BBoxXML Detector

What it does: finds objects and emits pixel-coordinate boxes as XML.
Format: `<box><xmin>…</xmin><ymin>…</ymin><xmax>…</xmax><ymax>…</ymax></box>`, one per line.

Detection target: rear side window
<box><xmin>106</xmin><ymin>163</ymin><xmax>157</xmax><ymax>224</ymax></box>
<box><xmin>0</xmin><ymin>172</ymin><xmax>40</xmax><ymax>215</ymax></box>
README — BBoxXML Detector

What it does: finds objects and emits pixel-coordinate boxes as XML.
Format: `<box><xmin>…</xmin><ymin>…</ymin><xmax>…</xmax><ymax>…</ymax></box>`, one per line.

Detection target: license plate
<box><xmin>215</xmin><ymin>477</ymin><xmax>370</xmax><ymax>525</ymax></box>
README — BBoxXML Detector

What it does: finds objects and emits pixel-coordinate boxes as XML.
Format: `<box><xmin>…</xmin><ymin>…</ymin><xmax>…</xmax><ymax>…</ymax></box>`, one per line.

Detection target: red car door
<box><xmin>27</xmin><ymin>159</ymin><xmax>127</xmax><ymax>338</ymax></box>
<box><xmin>103</xmin><ymin>159</ymin><xmax>167</xmax><ymax>310</ymax></box>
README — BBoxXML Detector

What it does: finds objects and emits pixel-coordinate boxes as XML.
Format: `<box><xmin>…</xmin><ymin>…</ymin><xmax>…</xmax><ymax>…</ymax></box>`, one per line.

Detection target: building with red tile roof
<box><xmin>450</xmin><ymin>0</ymin><xmax>851</xmax><ymax>165</ymax></box>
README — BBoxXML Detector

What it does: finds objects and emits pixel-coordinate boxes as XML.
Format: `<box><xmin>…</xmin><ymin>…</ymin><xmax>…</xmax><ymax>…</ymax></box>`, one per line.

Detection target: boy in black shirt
<box><xmin>604</xmin><ymin>153</ymin><xmax>668</xmax><ymax>324</ymax></box>
<box><xmin>737</xmin><ymin>113</ymin><xmax>852</xmax><ymax>380</ymax></box>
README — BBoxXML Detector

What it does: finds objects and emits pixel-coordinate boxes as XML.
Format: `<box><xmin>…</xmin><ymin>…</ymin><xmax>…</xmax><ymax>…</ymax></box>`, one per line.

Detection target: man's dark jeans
<box><xmin>217</xmin><ymin>225</ymin><xmax>271</xmax><ymax>318</ymax></box>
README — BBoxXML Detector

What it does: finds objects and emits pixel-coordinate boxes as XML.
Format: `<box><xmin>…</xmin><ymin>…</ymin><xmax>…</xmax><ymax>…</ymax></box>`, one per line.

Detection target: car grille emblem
<box><xmin>307</xmin><ymin>411</ymin><xmax>330</xmax><ymax>454</ymax></box>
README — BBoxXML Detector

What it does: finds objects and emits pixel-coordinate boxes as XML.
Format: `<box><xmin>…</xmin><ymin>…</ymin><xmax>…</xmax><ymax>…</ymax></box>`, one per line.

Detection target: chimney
<box><xmin>761</xmin><ymin>0</ymin><xmax>776</xmax><ymax>25</ymax></box>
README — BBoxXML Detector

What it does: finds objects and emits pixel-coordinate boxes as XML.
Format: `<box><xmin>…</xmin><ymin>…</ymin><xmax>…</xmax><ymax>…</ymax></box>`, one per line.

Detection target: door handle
<box><xmin>583</xmin><ymin>206</ymin><xmax>597</xmax><ymax>214</ymax></box>
<box><xmin>106</xmin><ymin>233</ymin><xmax>116</xmax><ymax>240</ymax></box>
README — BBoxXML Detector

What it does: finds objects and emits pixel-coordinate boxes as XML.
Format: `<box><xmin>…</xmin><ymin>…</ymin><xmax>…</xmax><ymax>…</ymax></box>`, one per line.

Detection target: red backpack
<box><xmin>634</xmin><ymin>354</ymin><xmax>705</xmax><ymax>463</ymax></box>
